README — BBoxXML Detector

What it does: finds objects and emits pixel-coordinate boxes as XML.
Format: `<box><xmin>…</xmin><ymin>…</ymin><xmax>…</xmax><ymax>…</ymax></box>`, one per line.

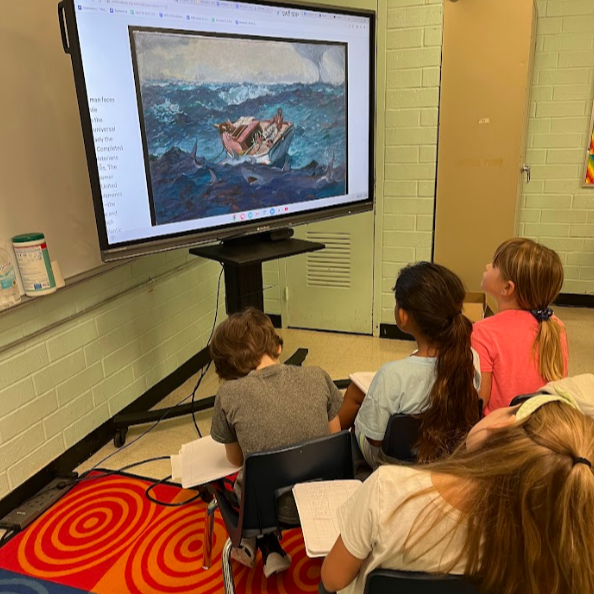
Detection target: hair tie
<box><xmin>448</xmin><ymin>311</ymin><xmax>463</xmax><ymax>323</ymax></box>
<box><xmin>530</xmin><ymin>307</ymin><xmax>553</xmax><ymax>322</ymax></box>
<box><xmin>573</xmin><ymin>457</ymin><xmax>592</xmax><ymax>468</ymax></box>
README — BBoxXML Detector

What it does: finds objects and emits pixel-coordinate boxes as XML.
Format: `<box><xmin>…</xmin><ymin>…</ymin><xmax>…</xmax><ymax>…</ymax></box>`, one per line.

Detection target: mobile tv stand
<box><xmin>111</xmin><ymin>231</ymin><xmax>324</xmax><ymax>447</ymax></box>
<box><xmin>190</xmin><ymin>230</ymin><xmax>325</xmax><ymax>313</ymax></box>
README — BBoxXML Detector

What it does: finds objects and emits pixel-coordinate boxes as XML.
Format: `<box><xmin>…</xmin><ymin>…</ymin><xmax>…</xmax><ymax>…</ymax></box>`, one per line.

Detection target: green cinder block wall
<box><xmin>520</xmin><ymin>0</ymin><xmax>594</xmax><ymax>293</ymax></box>
<box><xmin>378</xmin><ymin>0</ymin><xmax>443</xmax><ymax>324</ymax></box>
<box><xmin>0</xmin><ymin>252</ymin><xmax>224</xmax><ymax>499</ymax></box>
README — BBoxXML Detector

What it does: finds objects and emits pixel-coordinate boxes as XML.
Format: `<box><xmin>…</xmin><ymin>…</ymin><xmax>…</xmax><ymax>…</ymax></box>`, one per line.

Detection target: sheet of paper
<box><xmin>170</xmin><ymin>435</ymin><xmax>239</xmax><ymax>489</ymax></box>
<box><xmin>293</xmin><ymin>480</ymin><xmax>362</xmax><ymax>558</ymax></box>
<box><xmin>171</xmin><ymin>454</ymin><xmax>182</xmax><ymax>483</ymax></box>
<box><xmin>349</xmin><ymin>371</ymin><xmax>376</xmax><ymax>394</ymax></box>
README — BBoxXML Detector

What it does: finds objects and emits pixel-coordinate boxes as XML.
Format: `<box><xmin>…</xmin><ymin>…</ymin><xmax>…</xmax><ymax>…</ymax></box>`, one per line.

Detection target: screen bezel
<box><xmin>61</xmin><ymin>0</ymin><xmax>376</xmax><ymax>261</ymax></box>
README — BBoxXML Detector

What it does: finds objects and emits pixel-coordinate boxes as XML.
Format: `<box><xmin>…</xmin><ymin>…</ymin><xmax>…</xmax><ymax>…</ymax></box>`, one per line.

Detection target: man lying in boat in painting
<box><xmin>215</xmin><ymin>109</ymin><xmax>295</xmax><ymax>166</ymax></box>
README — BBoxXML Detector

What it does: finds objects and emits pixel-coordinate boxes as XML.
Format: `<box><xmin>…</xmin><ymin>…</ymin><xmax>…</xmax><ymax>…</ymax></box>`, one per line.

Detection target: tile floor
<box><xmin>76</xmin><ymin>305</ymin><xmax>594</xmax><ymax>482</ymax></box>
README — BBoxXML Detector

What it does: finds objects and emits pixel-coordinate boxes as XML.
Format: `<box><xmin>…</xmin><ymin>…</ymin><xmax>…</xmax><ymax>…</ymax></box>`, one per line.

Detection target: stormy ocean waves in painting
<box><xmin>131</xmin><ymin>29</ymin><xmax>348</xmax><ymax>225</ymax></box>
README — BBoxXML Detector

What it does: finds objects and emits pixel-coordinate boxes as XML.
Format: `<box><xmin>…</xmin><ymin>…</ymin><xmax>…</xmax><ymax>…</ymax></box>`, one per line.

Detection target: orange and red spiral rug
<box><xmin>0</xmin><ymin>470</ymin><xmax>322</xmax><ymax>594</ymax></box>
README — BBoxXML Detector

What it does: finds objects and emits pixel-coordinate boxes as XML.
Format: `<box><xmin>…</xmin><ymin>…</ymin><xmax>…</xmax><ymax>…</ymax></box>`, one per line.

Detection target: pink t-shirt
<box><xmin>471</xmin><ymin>310</ymin><xmax>569</xmax><ymax>415</ymax></box>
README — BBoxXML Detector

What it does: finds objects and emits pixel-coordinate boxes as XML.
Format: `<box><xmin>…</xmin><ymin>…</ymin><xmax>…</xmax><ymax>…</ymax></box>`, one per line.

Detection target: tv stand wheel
<box><xmin>114</xmin><ymin>428</ymin><xmax>128</xmax><ymax>448</ymax></box>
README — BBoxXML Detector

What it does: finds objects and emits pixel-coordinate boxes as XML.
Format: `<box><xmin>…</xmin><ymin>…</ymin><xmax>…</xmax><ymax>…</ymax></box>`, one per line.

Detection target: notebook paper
<box><xmin>170</xmin><ymin>435</ymin><xmax>239</xmax><ymax>489</ymax></box>
<box><xmin>349</xmin><ymin>371</ymin><xmax>376</xmax><ymax>395</ymax></box>
<box><xmin>293</xmin><ymin>480</ymin><xmax>362</xmax><ymax>558</ymax></box>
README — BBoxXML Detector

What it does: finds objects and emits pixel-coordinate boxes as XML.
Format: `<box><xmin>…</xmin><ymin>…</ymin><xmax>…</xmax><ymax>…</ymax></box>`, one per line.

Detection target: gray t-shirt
<box><xmin>210</xmin><ymin>363</ymin><xmax>343</xmax><ymax>523</ymax></box>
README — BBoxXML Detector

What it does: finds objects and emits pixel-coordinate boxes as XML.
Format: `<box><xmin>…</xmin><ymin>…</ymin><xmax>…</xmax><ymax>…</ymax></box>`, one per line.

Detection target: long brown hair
<box><xmin>403</xmin><ymin>402</ymin><xmax>594</xmax><ymax>594</ymax></box>
<box><xmin>394</xmin><ymin>262</ymin><xmax>480</xmax><ymax>462</ymax></box>
<box><xmin>493</xmin><ymin>238</ymin><xmax>565</xmax><ymax>381</ymax></box>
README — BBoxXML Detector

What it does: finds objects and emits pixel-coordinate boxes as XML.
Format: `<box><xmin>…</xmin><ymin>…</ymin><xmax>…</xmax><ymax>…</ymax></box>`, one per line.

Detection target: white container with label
<box><xmin>12</xmin><ymin>233</ymin><xmax>56</xmax><ymax>297</ymax></box>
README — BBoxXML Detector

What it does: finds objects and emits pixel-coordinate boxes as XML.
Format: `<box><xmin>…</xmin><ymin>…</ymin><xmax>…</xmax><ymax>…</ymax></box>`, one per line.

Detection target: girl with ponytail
<box><xmin>472</xmin><ymin>238</ymin><xmax>568</xmax><ymax>415</ymax></box>
<box><xmin>340</xmin><ymin>262</ymin><xmax>482</xmax><ymax>466</ymax></box>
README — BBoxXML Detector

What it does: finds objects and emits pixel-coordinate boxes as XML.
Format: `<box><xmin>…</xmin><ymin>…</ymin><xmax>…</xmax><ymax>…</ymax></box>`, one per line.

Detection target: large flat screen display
<box><xmin>59</xmin><ymin>0</ymin><xmax>375</xmax><ymax>260</ymax></box>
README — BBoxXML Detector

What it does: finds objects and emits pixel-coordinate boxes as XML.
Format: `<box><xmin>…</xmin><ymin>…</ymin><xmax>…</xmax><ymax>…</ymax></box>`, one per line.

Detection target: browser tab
<box><xmin>253</xmin><ymin>4</ymin><xmax>273</xmax><ymax>13</ymax></box>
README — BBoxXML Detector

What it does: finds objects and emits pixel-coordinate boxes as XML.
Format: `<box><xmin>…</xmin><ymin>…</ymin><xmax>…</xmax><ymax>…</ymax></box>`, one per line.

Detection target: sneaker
<box><xmin>258</xmin><ymin>534</ymin><xmax>292</xmax><ymax>578</ymax></box>
<box><xmin>262</xmin><ymin>551</ymin><xmax>291</xmax><ymax>578</ymax></box>
<box><xmin>230</xmin><ymin>537</ymin><xmax>257</xmax><ymax>569</ymax></box>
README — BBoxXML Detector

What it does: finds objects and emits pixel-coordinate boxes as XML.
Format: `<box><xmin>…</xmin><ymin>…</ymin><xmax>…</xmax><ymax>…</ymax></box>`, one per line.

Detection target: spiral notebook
<box><xmin>293</xmin><ymin>480</ymin><xmax>362</xmax><ymax>558</ymax></box>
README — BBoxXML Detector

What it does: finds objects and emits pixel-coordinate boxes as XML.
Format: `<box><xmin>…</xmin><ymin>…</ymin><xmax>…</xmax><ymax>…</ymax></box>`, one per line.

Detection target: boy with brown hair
<box><xmin>209</xmin><ymin>308</ymin><xmax>342</xmax><ymax>577</ymax></box>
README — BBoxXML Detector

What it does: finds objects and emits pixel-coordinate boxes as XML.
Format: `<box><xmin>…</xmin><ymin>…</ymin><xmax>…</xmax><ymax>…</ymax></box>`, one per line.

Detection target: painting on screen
<box><xmin>129</xmin><ymin>28</ymin><xmax>348</xmax><ymax>225</ymax></box>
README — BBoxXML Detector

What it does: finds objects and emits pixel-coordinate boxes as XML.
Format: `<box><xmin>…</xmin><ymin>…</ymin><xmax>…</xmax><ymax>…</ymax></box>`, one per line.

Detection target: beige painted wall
<box><xmin>0</xmin><ymin>1</ymin><xmax>102</xmax><ymax>278</ymax></box>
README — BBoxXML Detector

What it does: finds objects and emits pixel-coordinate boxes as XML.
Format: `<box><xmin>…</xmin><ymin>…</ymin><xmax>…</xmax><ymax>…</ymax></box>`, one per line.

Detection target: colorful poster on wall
<box><xmin>584</xmin><ymin>102</ymin><xmax>594</xmax><ymax>186</ymax></box>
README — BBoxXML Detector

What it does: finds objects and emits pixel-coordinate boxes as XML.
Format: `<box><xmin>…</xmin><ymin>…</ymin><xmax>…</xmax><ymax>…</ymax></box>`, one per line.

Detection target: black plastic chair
<box><xmin>204</xmin><ymin>430</ymin><xmax>355</xmax><ymax>593</ymax></box>
<box><xmin>381</xmin><ymin>399</ymin><xmax>484</xmax><ymax>463</ymax></box>
<box><xmin>363</xmin><ymin>569</ymin><xmax>481</xmax><ymax>594</ymax></box>
<box><xmin>510</xmin><ymin>392</ymin><xmax>540</xmax><ymax>407</ymax></box>
<box><xmin>381</xmin><ymin>414</ymin><xmax>421</xmax><ymax>462</ymax></box>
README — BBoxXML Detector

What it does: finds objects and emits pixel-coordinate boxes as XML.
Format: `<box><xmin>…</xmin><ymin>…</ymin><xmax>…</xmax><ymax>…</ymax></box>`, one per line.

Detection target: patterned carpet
<box><xmin>0</xmin><ymin>471</ymin><xmax>322</xmax><ymax>594</ymax></box>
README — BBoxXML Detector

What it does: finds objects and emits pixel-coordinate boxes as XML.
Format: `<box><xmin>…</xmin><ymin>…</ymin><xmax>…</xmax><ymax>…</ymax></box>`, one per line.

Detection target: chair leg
<box><xmin>202</xmin><ymin>498</ymin><xmax>218</xmax><ymax>570</ymax></box>
<box><xmin>222</xmin><ymin>537</ymin><xmax>237</xmax><ymax>594</ymax></box>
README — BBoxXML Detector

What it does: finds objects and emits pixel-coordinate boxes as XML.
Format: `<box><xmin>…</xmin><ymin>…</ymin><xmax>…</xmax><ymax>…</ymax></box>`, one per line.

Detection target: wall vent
<box><xmin>305</xmin><ymin>231</ymin><xmax>351</xmax><ymax>289</ymax></box>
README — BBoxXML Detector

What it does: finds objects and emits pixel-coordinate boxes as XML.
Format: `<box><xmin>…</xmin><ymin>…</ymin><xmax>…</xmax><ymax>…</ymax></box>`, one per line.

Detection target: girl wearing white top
<box><xmin>321</xmin><ymin>393</ymin><xmax>594</xmax><ymax>594</ymax></box>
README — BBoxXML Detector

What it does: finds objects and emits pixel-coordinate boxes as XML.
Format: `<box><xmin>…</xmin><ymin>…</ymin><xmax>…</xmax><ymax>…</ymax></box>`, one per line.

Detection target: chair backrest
<box><xmin>381</xmin><ymin>414</ymin><xmax>421</xmax><ymax>461</ymax></box>
<box><xmin>363</xmin><ymin>569</ymin><xmax>481</xmax><ymax>594</ymax></box>
<box><xmin>240</xmin><ymin>430</ymin><xmax>354</xmax><ymax>537</ymax></box>
<box><xmin>381</xmin><ymin>399</ymin><xmax>484</xmax><ymax>462</ymax></box>
<box><xmin>509</xmin><ymin>392</ymin><xmax>540</xmax><ymax>407</ymax></box>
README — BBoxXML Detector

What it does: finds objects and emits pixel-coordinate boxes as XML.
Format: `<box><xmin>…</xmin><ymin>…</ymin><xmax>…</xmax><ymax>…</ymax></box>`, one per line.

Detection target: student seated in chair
<box><xmin>209</xmin><ymin>308</ymin><xmax>342</xmax><ymax>578</ymax></box>
<box><xmin>338</xmin><ymin>262</ymin><xmax>481</xmax><ymax>467</ymax></box>
<box><xmin>321</xmin><ymin>393</ymin><xmax>594</xmax><ymax>594</ymax></box>
<box><xmin>472</xmin><ymin>238</ymin><xmax>568</xmax><ymax>415</ymax></box>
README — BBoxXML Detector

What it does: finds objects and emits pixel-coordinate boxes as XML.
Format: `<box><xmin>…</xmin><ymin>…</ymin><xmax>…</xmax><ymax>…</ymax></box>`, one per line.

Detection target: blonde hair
<box><xmin>493</xmin><ymin>238</ymin><xmax>565</xmax><ymax>381</ymax></box>
<box><xmin>403</xmin><ymin>402</ymin><xmax>594</xmax><ymax>594</ymax></box>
